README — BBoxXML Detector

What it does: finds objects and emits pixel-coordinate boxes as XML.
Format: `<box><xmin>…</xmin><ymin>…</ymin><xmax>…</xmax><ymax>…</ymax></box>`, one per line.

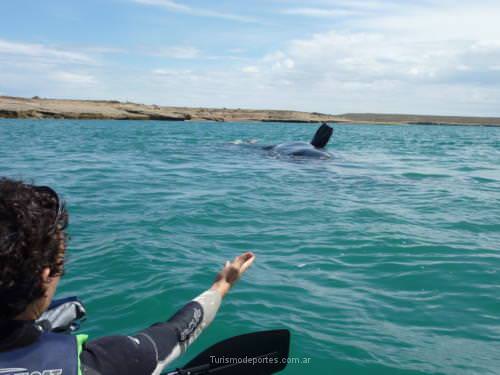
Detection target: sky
<box><xmin>1</xmin><ymin>0</ymin><xmax>499</xmax><ymax>116</ymax></box>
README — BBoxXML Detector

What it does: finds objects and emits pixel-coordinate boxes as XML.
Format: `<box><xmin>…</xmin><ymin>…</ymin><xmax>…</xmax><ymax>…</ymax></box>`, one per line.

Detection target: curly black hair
<box><xmin>0</xmin><ymin>178</ymin><xmax>68</xmax><ymax>319</ymax></box>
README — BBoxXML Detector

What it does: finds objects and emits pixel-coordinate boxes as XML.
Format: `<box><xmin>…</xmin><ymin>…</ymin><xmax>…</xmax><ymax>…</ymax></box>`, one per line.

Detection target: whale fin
<box><xmin>310</xmin><ymin>123</ymin><xmax>333</xmax><ymax>148</ymax></box>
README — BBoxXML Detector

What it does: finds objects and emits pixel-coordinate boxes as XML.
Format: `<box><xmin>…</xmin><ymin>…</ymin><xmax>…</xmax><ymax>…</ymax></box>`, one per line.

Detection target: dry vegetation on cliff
<box><xmin>1</xmin><ymin>96</ymin><xmax>499</xmax><ymax>126</ymax></box>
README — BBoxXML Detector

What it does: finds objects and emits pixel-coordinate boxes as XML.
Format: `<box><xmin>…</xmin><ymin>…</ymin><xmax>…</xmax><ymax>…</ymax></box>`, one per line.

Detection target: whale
<box><xmin>264</xmin><ymin>123</ymin><xmax>333</xmax><ymax>159</ymax></box>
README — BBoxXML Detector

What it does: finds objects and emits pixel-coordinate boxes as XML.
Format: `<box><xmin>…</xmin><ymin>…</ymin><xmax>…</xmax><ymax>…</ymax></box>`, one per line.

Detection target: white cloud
<box><xmin>51</xmin><ymin>72</ymin><xmax>97</xmax><ymax>85</ymax></box>
<box><xmin>155</xmin><ymin>46</ymin><xmax>200</xmax><ymax>59</ymax></box>
<box><xmin>0</xmin><ymin>39</ymin><xmax>94</xmax><ymax>64</ymax></box>
<box><xmin>217</xmin><ymin>1</ymin><xmax>500</xmax><ymax>115</ymax></box>
<box><xmin>134</xmin><ymin>0</ymin><xmax>189</xmax><ymax>12</ymax></box>
<box><xmin>285</xmin><ymin>0</ymin><xmax>428</xmax><ymax>12</ymax></box>
<box><xmin>242</xmin><ymin>66</ymin><xmax>260</xmax><ymax>74</ymax></box>
<box><xmin>282</xmin><ymin>7</ymin><xmax>359</xmax><ymax>17</ymax></box>
<box><xmin>152</xmin><ymin>68</ymin><xmax>192</xmax><ymax>76</ymax></box>
<box><xmin>229</xmin><ymin>48</ymin><xmax>245</xmax><ymax>54</ymax></box>
<box><xmin>280</xmin><ymin>0</ymin><xmax>416</xmax><ymax>18</ymax></box>
<box><xmin>132</xmin><ymin>0</ymin><xmax>257</xmax><ymax>22</ymax></box>
<box><xmin>262</xmin><ymin>51</ymin><xmax>295</xmax><ymax>71</ymax></box>
<box><xmin>272</xmin><ymin>58</ymin><xmax>295</xmax><ymax>71</ymax></box>
<box><xmin>0</xmin><ymin>38</ymin><xmax>103</xmax><ymax>95</ymax></box>
<box><xmin>357</xmin><ymin>0</ymin><xmax>500</xmax><ymax>41</ymax></box>
<box><xmin>82</xmin><ymin>46</ymin><xmax>126</xmax><ymax>54</ymax></box>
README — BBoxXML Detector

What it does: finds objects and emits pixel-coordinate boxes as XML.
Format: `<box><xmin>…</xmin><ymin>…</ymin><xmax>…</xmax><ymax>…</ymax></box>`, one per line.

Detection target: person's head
<box><xmin>0</xmin><ymin>178</ymin><xmax>68</xmax><ymax>320</ymax></box>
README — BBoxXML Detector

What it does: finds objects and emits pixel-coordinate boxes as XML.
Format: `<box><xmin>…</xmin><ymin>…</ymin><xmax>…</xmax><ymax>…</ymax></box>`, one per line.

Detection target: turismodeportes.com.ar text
<box><xmin>209</xmin><ymin>356</ymin><xmax>312</xmax><ymax>365</ymax></box>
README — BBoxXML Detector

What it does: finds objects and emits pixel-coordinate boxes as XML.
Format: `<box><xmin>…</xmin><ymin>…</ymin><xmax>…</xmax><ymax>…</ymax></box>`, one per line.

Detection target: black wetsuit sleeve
<box><xmin>80</xmin><ymin>289</ymin><xmax>222</xmax><ymax>375</ymax></box>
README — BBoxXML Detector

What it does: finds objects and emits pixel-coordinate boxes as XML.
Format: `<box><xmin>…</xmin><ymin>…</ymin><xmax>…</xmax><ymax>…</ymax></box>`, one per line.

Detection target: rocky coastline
<box><xmin>1</xmin><ymin>96</ymin><xmax>499</xmax><ymax>126</ymax></box>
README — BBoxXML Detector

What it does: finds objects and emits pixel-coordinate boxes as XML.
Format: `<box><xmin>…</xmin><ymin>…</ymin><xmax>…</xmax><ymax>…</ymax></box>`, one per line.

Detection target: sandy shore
<box><xmin>1</xmin><ymin>96</ymin><xmax>499</xmax><ymax>126</ymax></box>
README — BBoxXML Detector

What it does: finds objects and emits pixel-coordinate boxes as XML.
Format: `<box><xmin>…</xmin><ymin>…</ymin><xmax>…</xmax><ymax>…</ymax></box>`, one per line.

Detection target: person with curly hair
<box><xmin>0</xmin><ymin>178</ymin><xmax>255</xmax><ymax>375</ymax></box>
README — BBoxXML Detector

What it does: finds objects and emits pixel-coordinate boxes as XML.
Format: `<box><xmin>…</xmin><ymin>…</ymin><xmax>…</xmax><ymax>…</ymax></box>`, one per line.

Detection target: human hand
<box><xmin>211</xmin><ymin>252</ymin><xmax>255</xmax><ymax>298</ymax></box>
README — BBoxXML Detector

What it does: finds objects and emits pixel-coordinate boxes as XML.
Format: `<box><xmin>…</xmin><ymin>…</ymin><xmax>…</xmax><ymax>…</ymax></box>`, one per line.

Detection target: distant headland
<box><xmin>1</xmin><ymin>96</ymin><xmax>499</xmax><ymax>127</ymax></box>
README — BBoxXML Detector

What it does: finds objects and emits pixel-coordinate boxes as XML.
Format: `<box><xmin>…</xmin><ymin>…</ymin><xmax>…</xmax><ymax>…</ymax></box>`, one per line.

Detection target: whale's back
<box><xmin>272</xmin><ymin>141</ymin><xmax>331</xmax><ymax>159</ymax></box>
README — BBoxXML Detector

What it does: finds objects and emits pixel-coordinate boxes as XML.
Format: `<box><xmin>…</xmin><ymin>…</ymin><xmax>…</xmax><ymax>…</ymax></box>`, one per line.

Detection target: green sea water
<box><xmin>0</xmin><ymin>119</ymin><xmax>499</xmax><ymax>374</ymax></box>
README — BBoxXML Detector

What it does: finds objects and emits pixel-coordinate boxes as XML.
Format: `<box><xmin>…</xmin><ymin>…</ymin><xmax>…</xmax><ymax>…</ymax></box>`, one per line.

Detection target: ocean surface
<box><xmin>0</xmin><ymin>119</ymin><xmax>499</xmax><ymax>374</ymax></box>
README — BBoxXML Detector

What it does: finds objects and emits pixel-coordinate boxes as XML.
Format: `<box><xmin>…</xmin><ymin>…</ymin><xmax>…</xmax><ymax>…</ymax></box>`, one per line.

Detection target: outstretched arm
<box><xmin>80</xmin><ymin>252</ymin><xmax>255</xmax><ymax>375</ymax></box>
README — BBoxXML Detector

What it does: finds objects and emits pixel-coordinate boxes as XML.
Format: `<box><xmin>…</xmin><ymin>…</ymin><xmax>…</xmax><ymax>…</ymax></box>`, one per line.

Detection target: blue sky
<box><xmin>1</xmin><ymin>0</ymin><xmax>499</xmax><ymax>116</ymax></box>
